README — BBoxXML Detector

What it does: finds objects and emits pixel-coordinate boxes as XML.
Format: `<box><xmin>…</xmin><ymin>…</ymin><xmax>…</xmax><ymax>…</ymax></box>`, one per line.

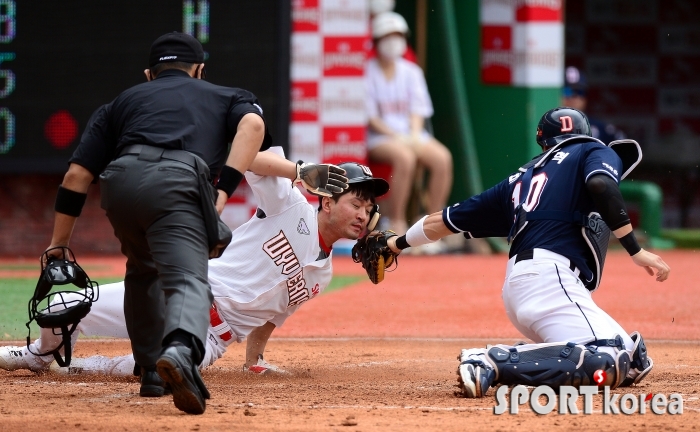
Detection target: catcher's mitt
<box><xmin>351</xmin><ymin>230</ymin><xmax>399</xmax><ymax>284</ymax></box>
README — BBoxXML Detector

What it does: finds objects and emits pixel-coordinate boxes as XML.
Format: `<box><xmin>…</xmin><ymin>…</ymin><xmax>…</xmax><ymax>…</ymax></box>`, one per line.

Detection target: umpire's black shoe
<box><xmin>156</xmin><ymin>342</ymin><xmax>210</xmax><ymax>414</ymax></box>
<box><xmin>140</xmin><ymin>367</ymin><xmax>171</xmax><ymax>397</ymax></box>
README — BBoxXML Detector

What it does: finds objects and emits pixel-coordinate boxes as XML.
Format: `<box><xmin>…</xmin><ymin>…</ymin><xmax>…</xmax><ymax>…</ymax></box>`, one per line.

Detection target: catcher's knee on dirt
<box><xmin>619</xmin><ymin>331</ymin><xmax>653</xmax><ymax>386</ymax></box>
<box><xmin>485</xmin><ymin>340</ymin><xmax>631</xmax><ymax>390</ymax></box>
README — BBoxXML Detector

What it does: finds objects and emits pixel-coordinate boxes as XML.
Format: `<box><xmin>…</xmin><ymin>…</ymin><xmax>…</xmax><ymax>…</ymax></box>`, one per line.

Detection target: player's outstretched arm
<box><xmin>586</xmin><ymin>174</ymin><xmax>670</xmax><ymax>282</ymax></box>
<box><xmin>613</xmin><ymin>225</ymin><xmax>670</xmax><ymax>282</ymax></box>
<box><xmin>248</xmin><ymin>150</ymin><xmax>298</xmax><ymax>180</ymax></box>
<box><xmin>387</xmin><ymin>211</ymin><xmax>452</xmax><ymax>254</ymax></box>
<box><xmin>245</xmin><ymin>321</ymin><xmax>276</xmax><ymax>368</ymax></box>
<box><xmin>243</xmin><ymin>321</ymin><xmax>288</xmax><ymax>374</ymax></box>
<box><xmin>248</xmin><ymin>149</ymin><xmax>348</xmax><ymax>197</ymax></box>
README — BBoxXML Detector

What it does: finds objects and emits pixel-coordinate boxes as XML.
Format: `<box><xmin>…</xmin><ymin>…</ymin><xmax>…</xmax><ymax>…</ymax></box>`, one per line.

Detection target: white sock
<box><xmin>58</xmin><ymin>354</ymin><xmax>135</xmax><ymax>376</ymax></box>
<box><xmin>23</xmin><ymin>344</ymin><xmax>54</xmax><ymax>371</ymax></box>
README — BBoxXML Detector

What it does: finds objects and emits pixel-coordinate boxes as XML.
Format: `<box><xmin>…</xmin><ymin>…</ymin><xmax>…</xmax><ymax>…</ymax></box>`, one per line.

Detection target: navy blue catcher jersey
<box><xmin>442</xmin><ymin>140</ymin><xmax>624</xmax><ymax>284</ymax></box>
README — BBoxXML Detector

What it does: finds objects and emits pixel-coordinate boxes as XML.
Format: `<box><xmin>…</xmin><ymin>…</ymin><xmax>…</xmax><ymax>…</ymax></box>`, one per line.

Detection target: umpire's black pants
<box><xmin>99</xmin><ymin>150</ymin><xmax>212</xmax><ymax>368</ymax></box>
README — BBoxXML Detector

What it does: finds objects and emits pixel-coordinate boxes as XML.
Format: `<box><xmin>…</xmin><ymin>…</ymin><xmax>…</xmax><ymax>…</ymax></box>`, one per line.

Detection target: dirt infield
<box><xmin>1</xmin><ymin>250</ymin><xmax>699</xmax><ymax>430</ymax></box>
<box><xmin>0</xmin><ymin>339</ymin><xmax>698</xmax><ymax>431</ymax></box>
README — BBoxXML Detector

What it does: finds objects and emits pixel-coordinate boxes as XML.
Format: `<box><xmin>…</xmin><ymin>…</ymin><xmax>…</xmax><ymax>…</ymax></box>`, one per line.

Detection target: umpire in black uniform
<box><xmin>44</xmin><ymin>32</ymin><xmax>270</xmax><ymax>414</ymax></box>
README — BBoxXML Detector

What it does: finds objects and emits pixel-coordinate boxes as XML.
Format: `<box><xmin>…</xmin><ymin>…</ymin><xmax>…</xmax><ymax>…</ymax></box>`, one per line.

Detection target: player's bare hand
<box><xmin>215</xmin><ymin>189</ymin><xmax>228</xmax><ymax>215</ymax></box>
<box><xmin>631</xmin><ymin>248</ymin><xmax>670</xmax><ymax>282</ymax></box>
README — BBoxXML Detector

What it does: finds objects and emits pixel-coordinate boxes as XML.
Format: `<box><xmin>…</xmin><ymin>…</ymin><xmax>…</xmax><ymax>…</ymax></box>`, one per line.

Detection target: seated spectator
<box><xmin>365</xmin><ymin>11</ymin><xmax>453</xmax><ymax>235</ymax></box>
<box><xmin>367</xmin><ymin>0</ymin><xmax>418</xmax><ymax>63</ymax></box>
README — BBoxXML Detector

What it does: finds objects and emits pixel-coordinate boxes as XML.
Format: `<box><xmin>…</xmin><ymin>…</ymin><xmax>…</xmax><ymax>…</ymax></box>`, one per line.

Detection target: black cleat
<box><xmin>156</xmin><ymin>343</ymin><xmax>210</xmax><ymax>414</ymax></box>
<box><xmin>140</xmin><ymin>367</ymin><xmax>171</xmax><ymax>397</ymax></box>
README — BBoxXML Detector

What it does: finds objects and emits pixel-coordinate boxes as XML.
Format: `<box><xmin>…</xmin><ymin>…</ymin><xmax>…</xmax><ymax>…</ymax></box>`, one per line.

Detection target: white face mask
<box><xmin>377</xmin><ymin>35</ymin><xmax>406</xmax><ymax>60</ymax></box>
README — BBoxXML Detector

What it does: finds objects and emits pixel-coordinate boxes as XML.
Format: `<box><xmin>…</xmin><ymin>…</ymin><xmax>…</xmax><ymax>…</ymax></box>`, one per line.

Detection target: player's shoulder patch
<box><xmin>508</xmin><ymin>172</ymin><xmax>522</xmax><ymax>184</ymax></box>
<box><xmin>601</xmin><ymin>162</ymin><xmax>619</xmax><ymax>177</ymax></box>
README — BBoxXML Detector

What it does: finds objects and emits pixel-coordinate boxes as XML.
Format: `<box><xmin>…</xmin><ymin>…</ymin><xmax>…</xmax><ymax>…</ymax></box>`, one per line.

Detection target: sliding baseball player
<box><xmin>0</xmin><ymin>147</ymin><xmax>388</xmax><ymax>397</ymax></box>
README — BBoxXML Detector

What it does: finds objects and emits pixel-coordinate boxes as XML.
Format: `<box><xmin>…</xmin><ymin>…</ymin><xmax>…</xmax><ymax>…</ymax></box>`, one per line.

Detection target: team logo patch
<box><xmin>560</xmin><ymin>115</ymin><xmax>573</xmax><ymax>132</ymax></box>
<box><xmin>297</xmin><ymin>218</ymin><xmax>310</xmax><ymax>235</ymax></box>
<box><xmin>359</xmin><ymin>164</ymin><xmax>372</xmax><ymax>176</ymax></box>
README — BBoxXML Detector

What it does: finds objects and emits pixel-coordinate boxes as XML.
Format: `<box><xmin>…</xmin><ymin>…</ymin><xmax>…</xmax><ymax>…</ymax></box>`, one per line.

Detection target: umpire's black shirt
<box><xmin>71</xmin><ymin>69</ymin><xmax>271</xmax><ymax>178</ymax></box>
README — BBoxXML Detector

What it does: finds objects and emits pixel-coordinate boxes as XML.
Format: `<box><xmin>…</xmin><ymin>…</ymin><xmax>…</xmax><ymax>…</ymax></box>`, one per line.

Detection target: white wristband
<box><xmin>405</xmin><ymin>216</ymin><xmax>432</xmax><ymax>247</ymax></box>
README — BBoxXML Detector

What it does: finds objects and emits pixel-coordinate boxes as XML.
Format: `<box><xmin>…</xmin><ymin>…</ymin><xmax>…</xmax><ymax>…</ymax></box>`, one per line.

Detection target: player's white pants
<box><xmin>502</xmin><ymin>248</ymin><xmax>634</xmax><ymax>358</ymax></box>
<box><xmin>28</xmin><ymin>282</ymin><xmax>232</xmax><ymax>375</ymax></box>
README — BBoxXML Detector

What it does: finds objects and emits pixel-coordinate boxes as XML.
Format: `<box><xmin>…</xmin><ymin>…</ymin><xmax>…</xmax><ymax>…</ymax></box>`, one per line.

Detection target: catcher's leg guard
<box><xmin>483</xmin><ymin>341</ymin><xmax>631</xmax><ymax>390</ymax></box>
<box><xmin>619</xmin><ymin>331</ymin><xmax>653</xmax><ymax>387</ymax></box>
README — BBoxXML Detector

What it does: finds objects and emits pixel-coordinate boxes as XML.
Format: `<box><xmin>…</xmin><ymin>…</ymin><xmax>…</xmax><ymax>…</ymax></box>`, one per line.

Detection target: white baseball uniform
<box><xmin>24</xmin><ymin>147</ymin><xmax>334</xmax><ymax>374</ymax></box>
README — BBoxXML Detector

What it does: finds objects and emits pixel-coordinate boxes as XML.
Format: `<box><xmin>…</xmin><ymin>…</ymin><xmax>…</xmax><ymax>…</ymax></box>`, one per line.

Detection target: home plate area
<box><xmin>0</xmin><ymin>338</ymin><xmax>699</xmax><ymax>431</ymax></box>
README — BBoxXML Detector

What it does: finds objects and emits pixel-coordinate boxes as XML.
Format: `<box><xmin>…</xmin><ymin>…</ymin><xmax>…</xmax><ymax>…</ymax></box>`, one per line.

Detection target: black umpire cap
<box><xmin>149</xmin><ymin>32</ymin><xmax>205</xmax><ymax>67</ymax></box>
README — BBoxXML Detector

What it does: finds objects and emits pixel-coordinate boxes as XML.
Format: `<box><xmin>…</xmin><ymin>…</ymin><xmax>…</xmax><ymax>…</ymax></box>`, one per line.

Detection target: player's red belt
<box><xmin>209</xmin><ymin>303</ymin><xmax>233</xmax><ymax>342</ymax></box>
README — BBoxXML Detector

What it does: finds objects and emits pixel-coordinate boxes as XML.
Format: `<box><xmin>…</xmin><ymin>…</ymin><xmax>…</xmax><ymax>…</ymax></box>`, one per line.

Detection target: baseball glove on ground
<box><xmin>351</xmin><ymin>230</ymin><xmax>398</xmax><ymax>284</ymax></box>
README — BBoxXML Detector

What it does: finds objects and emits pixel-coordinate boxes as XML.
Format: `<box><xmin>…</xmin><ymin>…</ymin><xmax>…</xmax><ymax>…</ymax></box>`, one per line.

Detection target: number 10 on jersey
<box><xmin>511</xmin><ymin>172</ymin><xmax>548</xmax><ymax>212</ymax></box>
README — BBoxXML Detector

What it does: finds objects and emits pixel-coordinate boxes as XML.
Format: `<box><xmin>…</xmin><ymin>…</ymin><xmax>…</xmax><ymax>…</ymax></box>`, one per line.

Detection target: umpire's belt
<box><xmin>117</xmin><ymin>144</ymin><xmax>206</xmax><ymax>174</ymax></box>
<box><xmin>513</xmin><ymin>248</ymin><xmax>581</xmax><ymax>279</ymax></box>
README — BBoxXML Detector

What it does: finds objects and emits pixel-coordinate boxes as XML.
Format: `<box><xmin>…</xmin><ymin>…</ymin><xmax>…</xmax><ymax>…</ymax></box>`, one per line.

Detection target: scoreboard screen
<box><xmin>0</xmin><ymin>0</ymin><xmax>289</xmax><ymax>173</ymax></box>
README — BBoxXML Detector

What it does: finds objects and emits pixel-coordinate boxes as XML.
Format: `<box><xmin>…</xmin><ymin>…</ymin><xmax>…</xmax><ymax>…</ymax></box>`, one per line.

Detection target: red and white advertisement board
<box><xmin>222</xmin><ymin>0</ymin><xmax>370</xmax><ymax>230</ymax></box>
<box><xmin>480</xmin><ymin>0</ymin><xmax>564</xmax><ymax>86</ymax></box>
<box><xmin>291</xmin><ymin>0</ymin><xmax>369</xmax><ymax>167</ymax></box>
<box><xmin>291</xmin><ymin>0</ymin><xmax>369</xmax><ymax>203</ymax></box>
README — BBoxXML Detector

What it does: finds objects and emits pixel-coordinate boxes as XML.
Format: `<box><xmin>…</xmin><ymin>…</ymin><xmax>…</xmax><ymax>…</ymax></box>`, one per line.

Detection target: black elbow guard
<box><xmin>55</xmin><ymin>185</ymin><xmax>87</xmax><ymax>217</ymax></box>
<box><xmin>585</xmin><ymin>174</ymin><xmax>630</xmax><ymax>231</ymax></box>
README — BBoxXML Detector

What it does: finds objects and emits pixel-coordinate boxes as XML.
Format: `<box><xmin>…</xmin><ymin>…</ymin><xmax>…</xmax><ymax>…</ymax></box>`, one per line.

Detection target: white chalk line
<box><xmin>3</xmin><ymin>337</ymin><xmax>700</xmax><ymax>345</ymax></box>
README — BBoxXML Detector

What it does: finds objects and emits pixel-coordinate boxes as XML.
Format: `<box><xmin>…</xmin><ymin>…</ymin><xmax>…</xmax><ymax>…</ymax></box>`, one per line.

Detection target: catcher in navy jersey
<box><xmin>378</xmin><ymin>107</ymin><xmax>670</xmax><ymax>397</ymax></box>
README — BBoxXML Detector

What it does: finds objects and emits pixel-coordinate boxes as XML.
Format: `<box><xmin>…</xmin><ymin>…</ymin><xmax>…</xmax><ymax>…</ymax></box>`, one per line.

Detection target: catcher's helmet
<box><xmin>337</xmin><ymin>162</ymin><xmax>390</xmax><ymax>198</ymax></box>
<box><xmin>27</xmin><ymin>247</ymin><xmax>99</xmax><ymax>367</ymax></box>
<box><xmin>536</xmin><ymin>107</ymin><xmax>591</xmax><ymax>148</ymax></box>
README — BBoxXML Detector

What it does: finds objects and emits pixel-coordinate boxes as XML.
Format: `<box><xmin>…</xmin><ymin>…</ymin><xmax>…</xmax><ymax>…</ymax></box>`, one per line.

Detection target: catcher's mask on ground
<box><xmin>27</xmin><ymin>247</ymin><xmax>99</xmax><ymax>367</ymax></box>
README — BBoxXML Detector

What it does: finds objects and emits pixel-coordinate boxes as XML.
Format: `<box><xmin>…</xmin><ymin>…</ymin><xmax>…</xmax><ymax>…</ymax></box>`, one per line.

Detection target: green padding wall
<box><xmin>423</xmin><ymin>0</ymin><xmax>561</xmax><ymax>198</ymax></box>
